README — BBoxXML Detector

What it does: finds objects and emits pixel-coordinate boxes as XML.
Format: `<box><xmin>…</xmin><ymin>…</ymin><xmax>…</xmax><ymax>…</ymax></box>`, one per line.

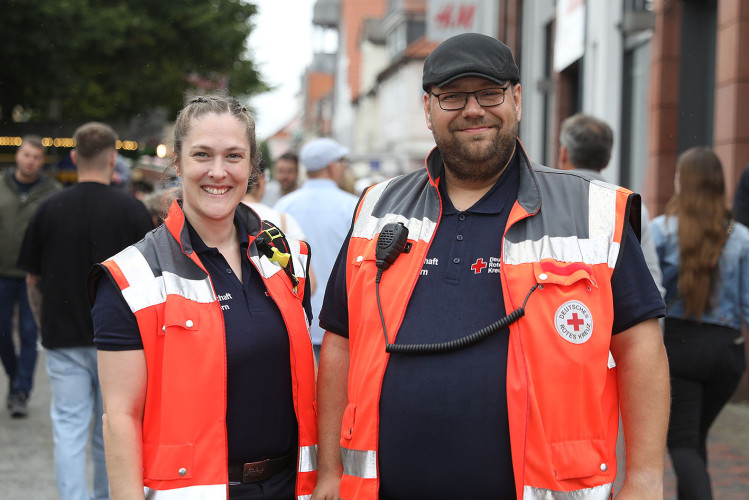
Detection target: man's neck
<box><xmin>442</xmin><ymin>162</ymin><xmax>507</xmax><ymax>212</ymax></box>
<box><xmin>13</xmin><ymin>168</ymin><xmax>40</xmax><ymax>184</ymax></box>
<box><xmin>76</xmin><ymin>170</ymin><xmax>112</xmax><ymax>185</ymax></box>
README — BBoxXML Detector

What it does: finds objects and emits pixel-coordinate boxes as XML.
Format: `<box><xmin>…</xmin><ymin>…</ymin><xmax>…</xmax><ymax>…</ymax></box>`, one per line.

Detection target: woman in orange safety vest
<box><xmin>89</xmin><ymin>94</ymin><xmax>317</xmax><ymax>499</ymax></box>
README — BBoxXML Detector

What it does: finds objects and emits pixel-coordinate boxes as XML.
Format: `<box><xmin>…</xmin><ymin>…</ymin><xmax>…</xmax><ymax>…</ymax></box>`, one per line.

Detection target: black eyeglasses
<box><xmin>430</xmin><ymin>85</ymin><xmax>511</xmax><ymax>111</ymax></box>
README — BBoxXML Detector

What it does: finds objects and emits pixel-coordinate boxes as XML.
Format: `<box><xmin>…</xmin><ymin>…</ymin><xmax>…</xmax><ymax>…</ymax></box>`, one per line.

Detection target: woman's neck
<box><xmin>198</xmin><ymin>222</ymin><xmax>236</xmax><ymax>250</ymax></box>
<box><xmin>183</xmin><ymin>207</ymin><xmax>237</xmax><ymax>250</ymax></box>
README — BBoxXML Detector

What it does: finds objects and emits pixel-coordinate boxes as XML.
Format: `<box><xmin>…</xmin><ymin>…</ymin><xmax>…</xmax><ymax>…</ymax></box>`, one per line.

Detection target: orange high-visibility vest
<box><xmin>93</xmin><ymin>201</ymin><xmax>318</xmax><ymax>500</ymax></box>
<box><xmin>338</xmin><ymin>144</ymin><xmax>638</xmax><ymax>500</ymax></box>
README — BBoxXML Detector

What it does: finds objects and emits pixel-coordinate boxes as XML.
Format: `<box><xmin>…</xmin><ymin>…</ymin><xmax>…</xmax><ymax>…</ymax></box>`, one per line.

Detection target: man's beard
<box><xmin>431</xmin><ymin>114</ymin><xmax>519</xmax><ymax>183</ymax></box>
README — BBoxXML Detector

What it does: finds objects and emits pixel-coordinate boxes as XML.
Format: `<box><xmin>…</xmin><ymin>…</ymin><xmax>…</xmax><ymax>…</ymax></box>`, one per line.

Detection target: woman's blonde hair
<box><xmin>665</xmin><ymin>147</ymin><xmax>733</xmax><ymax>317</ymax></box>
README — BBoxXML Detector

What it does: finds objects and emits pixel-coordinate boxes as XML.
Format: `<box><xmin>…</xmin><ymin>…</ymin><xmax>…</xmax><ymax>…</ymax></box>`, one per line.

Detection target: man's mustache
<box><xmin>448</xmin><ymin>119</ymin><xmax>501</xmax><ymax>132</ymax></box>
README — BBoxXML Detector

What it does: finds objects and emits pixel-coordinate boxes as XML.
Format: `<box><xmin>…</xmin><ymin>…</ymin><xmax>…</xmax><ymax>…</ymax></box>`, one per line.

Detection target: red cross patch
<box><xmin>554</xmin><ymin>300</ymin><xmax>593</xmax><ymax>344</ymax></box>
<box><xmin>471</xmin><ymin>258</ymin><xmax>488</xmax><ymax>274</ymax></box>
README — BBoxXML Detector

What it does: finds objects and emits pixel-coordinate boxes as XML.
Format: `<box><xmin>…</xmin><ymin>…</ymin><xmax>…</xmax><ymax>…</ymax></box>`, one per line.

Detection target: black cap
<box><xmin>422</xmin><ymin>33</ymin><xmax>520</xmax><ymax>92</ymax></box>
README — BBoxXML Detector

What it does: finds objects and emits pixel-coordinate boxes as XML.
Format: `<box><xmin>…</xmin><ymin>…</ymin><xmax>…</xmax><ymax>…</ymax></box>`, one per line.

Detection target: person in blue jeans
<box><xmin>0</xmin><ymin>135</ymin><xmax>61</xmax><ymax>417</ymax></box>
<box><xmin>651</xmin><ymin>146</ymin><xmax>749</xmax><ymax>500</ymax></box>
<box><xmin>19</xmin><ymin>122</ymin><xmax>154</xmax><ymax>500</ymax></box>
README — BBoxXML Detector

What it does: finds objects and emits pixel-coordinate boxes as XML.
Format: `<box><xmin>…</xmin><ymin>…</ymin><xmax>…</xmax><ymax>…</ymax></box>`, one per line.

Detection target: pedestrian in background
<box><xmin>651</xmin><ymin>146</ymin><xmax>749</xmax><ymax>500</ymax></box>
<box><xmin>18</xmin><ymin>122</ymin><xmax>153</xmax><ymax>500</ymax></box>
<box><xmin>262</xmin><ymin>152</ymin><xmax>300</xmax><ymax>206</ymax></box>
<box><xmin>314</xmin><ymin>33</ymin><xmax>669</xmax><ymax>500</ymax></box>
<box><xmin>275</xmin><ymin>138</ymin><xmax>358</xmax><ymax>359</ymax></box>
<box><xmin>558</xmin><ymin>113</ymin><xmax>664</xmax><ymax>297</ymax></box>
<box><xmin>732</xmin><ymin>162</ymin><xmax>749</xmax><ymax>226</ymax></box>
<box><xmin>0</xmin><ymin>135</ymin><xmax>61</xmax><ymax>418</ymax></box>
<box><xmin>243</xmin><ymin>158</ymin><xmax>317</xmax><ymax>295</ymax></box>
<box><xmin>243</xmin><ymin>158</ymin><xmax>306</xmax><ymax>241</ymax></box>
<box><xmin>90</xmin><ymin>94</ymin><xmax>317</xmax><ymax>499</ymax></box>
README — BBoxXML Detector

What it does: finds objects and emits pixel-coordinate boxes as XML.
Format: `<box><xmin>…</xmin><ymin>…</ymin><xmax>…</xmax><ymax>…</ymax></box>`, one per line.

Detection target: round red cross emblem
<box><xmin>554</xmin><ymin>300</ymin><xmax>594</xmax><ymax>344</ymax></box>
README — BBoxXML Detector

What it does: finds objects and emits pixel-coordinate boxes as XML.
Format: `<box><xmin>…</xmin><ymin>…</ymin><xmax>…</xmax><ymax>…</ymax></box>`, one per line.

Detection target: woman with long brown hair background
<box><xmin>651</xmin><ymin>146</ymin><xmax>749</xmax><ymax>500</ymax></box>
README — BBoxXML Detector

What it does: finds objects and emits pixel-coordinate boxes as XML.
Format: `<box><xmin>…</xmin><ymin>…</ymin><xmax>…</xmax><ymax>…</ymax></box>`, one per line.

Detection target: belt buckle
<box><xmin>243</xmin><ymin>459</ymin><xmax>269</xmax><ymax>483</ymax></box>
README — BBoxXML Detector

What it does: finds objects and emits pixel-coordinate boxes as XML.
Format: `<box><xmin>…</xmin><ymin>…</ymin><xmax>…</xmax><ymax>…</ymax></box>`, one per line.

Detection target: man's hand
<box><xmin>26</xmin><ymin>273</ymin><xmax>42</xmax><ymax>328</ymax></box>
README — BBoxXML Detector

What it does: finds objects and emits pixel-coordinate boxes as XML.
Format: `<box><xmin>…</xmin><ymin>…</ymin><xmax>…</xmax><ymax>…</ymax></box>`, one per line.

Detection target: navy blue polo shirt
<box><xmin>320</xmin><ymin>150</ymin><xmax>664</xmax><ymax>499</ymax></box>
<box><xmin>93</xmin><ymin>213</ymin><xmax>308</xmax><ymax>467</ymax></box>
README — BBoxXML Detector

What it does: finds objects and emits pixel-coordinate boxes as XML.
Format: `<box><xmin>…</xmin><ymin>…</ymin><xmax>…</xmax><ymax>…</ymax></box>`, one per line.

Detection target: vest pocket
<box><xmin>533</xmin><ymin>261</ymin><xmax>597</xmax><ymax>288</ymax></box>
<box><xmin>143</xmin><ymin>442</ymin><xmax>194</xmax><ymax>480</ymax></box>
<box><xmin>163</xmin><ymin>303</ymin><xmax>201</xmax><ymax>333</ymax></box>
<box><xmin>550</xmin><ymin>439</ymin><xmax>608</xmax><ymax>480</ymax></box>
<box><xmin>341</xmin><ymin>403</ymin><xmax>356</xmax><ymax>440</ymax></box>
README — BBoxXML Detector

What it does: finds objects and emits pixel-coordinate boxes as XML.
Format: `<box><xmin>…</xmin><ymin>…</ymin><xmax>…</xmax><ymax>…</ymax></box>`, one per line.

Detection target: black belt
<box><xmin>228</xmin><ymin>452</ymin><xmax>295</xmax><ymax>484</ymax></box>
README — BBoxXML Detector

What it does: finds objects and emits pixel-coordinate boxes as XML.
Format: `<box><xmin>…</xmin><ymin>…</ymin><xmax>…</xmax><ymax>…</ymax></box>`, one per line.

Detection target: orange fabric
<box><xmin>337</xmin><ymin>177</ymin><xmax>634</xmax><ymax>499</ymax></box>
<box><xmin>100</xmin><ymin>202</ymin><xmax>317</xmax><ymax>499</ymax></box>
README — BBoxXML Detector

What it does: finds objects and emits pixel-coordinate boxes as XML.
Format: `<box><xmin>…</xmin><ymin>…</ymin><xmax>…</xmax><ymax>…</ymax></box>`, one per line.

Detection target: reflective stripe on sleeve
<box><xmin>341</xmin><ymin>447</ymin><xmax>377</xmax><ymax>479</ymax></box>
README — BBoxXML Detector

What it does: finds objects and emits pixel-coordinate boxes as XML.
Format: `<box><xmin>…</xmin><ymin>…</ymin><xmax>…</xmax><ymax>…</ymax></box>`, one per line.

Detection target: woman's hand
<box><xmin>311</xmin><ymin>471</ymin><xmax>341</xmax><ymax>500</ymax></box>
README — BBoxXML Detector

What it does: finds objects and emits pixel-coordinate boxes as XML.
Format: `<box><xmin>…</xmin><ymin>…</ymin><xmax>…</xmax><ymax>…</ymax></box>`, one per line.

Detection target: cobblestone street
<box><xmin>1</xmin><ymin>351</ymin><xmax>748</xmax><ymax>499</ymax></box>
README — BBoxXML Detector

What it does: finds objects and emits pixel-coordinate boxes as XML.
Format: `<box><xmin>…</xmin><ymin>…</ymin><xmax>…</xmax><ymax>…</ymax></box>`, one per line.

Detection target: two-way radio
<box><xmin>374</xmin><ymin>222</ymin><xmax>537</xmax><ymax>355</ymax></box>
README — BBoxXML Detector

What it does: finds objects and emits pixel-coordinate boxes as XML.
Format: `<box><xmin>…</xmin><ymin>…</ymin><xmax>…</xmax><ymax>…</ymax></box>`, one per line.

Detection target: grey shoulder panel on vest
<box><xmin>507</xmin><ymin>166</ymin><xmax>625</xmax><ymax>243</ymax></box>
<box><xmin>368</xmin><ymin>169</ymin><xmax>440</xmax><ymax>223</ymax></box>
<box><xmin>353</xmin><ymin>169</ymin><xmax>441</xmax><ymax>242</ymax></box>
<box><xmin>133</xmin><ymin>225</ymin><xmax>208</xmax><ymax>281</ymax></box>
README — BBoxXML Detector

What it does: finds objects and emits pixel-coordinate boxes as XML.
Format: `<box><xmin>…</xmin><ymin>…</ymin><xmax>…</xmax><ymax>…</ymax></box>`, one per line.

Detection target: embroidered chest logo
<box><xmin>555</xmin><ymin>300</ymin><xmax>593</xmax><ymax>344</ymax></box>
<box><xmin>471</xmin><ymin>257</ymin><xmax>501</xmax><ymax>274</ymax></box>
<box><xmin>420</xmin><ymin>257</ymin><xmax>439</xmax><ymax>276</ymax></box>
<box><xmin>216</xmin><ymin>292</ymin><xmax>234</xmax><ymax>311</ymax></box>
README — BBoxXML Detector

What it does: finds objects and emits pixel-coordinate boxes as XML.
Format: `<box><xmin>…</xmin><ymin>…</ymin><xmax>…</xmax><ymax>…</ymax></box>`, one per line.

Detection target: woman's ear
<box><xmin>173</xmin><ymin>155</ymin><xmax>181</xmax><ymax>177</ymax></box>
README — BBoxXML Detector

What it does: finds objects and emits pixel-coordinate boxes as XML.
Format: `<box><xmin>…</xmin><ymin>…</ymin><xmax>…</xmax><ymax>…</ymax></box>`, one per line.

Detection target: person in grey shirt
<box><xmin>559</xmin><ymin>113</ymin><xmax>665</xmax><ymax>298</ymax></box>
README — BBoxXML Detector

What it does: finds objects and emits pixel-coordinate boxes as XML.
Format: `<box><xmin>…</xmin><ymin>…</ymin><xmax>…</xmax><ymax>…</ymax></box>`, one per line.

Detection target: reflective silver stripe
<box><xmin>353</xmin><ymin>212</ymin><xmax>437</xmax><ymax>243</ymax></box>
<box><xmin>297</xmin><ymin>495</ymin><xmax>312</xmax><ymax>500</ymax></box>
<box><xmin>290</xmin><ymin>240</ymin><xmax>309</xmax><ymax>279</ymax></box>
<box><xmin>588</xmin><ymin>181</ymin><xmax>619</xmax><ymax>269</ymax></box>
<box><xmin>588</xmin><ymin>181</ymin><xmax>617</xmax><ymax>242</ymax></box>
<box><xmin>523</xmin><ymin>482</ymin><xmax>612</xmax><ymax>500</ymax></box>
<box><xmin>354</xmin><ymin>178</ymin><xmax>393</xmax><ymax>225</ymax></box>
<box><xmin>352</xmin><ymin>179</ymin><xmax>437</xmax><ymax>243</ymax></box>
<box><xmin>249</xmin><ymin>240</ymin><xmax>308</xmax><ymax>281</ymax></box>
<box><xmin>145</xmin><ymin>484</ymin><xmax>226</xmax><ymax>499</ymax></box>
<box><xmin>298</xmin><ymin>444</ymin><xmax>317</xmax><ymax>473</ymax></box>
<box><xmin>341</xmin><ymin>447</ymin><xmax>377</xmax><ymax>479</ymax></box>
<box><xmin>114</xmin><ymin>247</ymin><xmax>215</xmax><ymax>313</ymax></box>
<box><xmin>121</xmin><ymin>270</ymin><xmax>215</xmax><ymax>313</ymax></box>
<box><xmin>115</xmin><ymin>246</ymin><xmax>158</xmax><ymax>287</ymax></box>
<box><xmin>504</xmin><ymin>236</ymin><xmax>612</xmax><ymax>267</ymax></box>
<box><xmin>251</xmin><ymin>253</ymin><xmax>284</xmax><ymax>280</ymax></box>
<box><xmin>504</xmin><ymin>181</ymin><xmax>622</xmax><ymax>269</ymax></box>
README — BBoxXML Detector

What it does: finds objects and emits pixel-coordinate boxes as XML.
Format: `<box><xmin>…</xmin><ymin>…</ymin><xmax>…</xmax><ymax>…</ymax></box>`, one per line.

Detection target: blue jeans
<box><xmin>45</xmin><ymin>347</ymin><xmax>109</xmax><ymax>500</ymax></box>
<box><xmin>0</xmin><ymin>276</ymin><xmax>38</xmax><ymax>395</ymax></box>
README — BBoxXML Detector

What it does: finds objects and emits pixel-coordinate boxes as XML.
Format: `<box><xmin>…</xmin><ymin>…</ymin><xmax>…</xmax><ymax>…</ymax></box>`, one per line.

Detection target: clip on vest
<box><xmin>255</xmin><ymin>225</ymin><xmax>300</xmax><ymax>291</ymax></box>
